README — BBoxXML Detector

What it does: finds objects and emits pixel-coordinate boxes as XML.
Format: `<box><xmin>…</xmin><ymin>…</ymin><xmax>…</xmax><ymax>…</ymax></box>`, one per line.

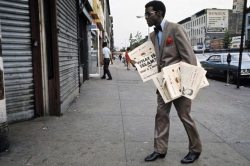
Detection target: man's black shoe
<box><xmin>107</xmin><ymin>78</ymin><xmax>112</xmax><ymax>80</ymax></box>
<box><xmin>144</xmin><ymin>152</ymin><xmax>166</xmax><ymax>162</ymax></box>
<box><xmin>181</xmin><ymin>152</ymin><xmax>200</xmax><ymax>164</ymax></box>
<box><xmin>101</xmin><ymin>76</ymin><xmax>106</xmax><ymax>79</ymax></box>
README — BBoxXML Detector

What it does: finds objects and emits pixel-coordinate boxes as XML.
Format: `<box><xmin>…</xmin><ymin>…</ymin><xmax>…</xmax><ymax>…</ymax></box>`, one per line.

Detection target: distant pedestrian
<box><xmin>101</xmin><ymin>42</ymin><xmax>112</xmax><ymax>80</ymax></box>
<box><xmin>125</xmin><ymin>47</ymin><xmax>131</xmax><ymax>70</ymax></box>
<box><xmin>119</xmin><ymin>54</ymin><xmax>122</xmax><ymax>61</ymax></box>
<box><xmin>144</xmin><ymin>0</ymin><xmax>202</xmax><ymax>164</ymax></box>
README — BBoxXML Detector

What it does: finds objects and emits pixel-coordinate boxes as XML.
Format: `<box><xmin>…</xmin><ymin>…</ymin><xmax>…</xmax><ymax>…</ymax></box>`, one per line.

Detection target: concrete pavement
<box><xmin>0</xmin><ymin>59</ymin><xmax>250</xmax><ymax>166</ymax></box>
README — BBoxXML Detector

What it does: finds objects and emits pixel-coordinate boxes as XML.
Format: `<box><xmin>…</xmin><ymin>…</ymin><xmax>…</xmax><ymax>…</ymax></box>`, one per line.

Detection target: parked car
<box><xmin>200</xmin><ymin>53</ymin><xmax>250</xmax><ymax>82</ymax></box>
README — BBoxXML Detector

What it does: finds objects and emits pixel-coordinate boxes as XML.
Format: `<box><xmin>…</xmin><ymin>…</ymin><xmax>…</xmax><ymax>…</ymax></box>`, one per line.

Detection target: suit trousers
<box><xmin>154</xmin><ymin>93</ymin><xmax>202</xmax><ymax>154</ymax></box>
<box><xmin>103</xmin><ymin>58</ymin><xmax>112</xmax><ymax>79</ymax></box>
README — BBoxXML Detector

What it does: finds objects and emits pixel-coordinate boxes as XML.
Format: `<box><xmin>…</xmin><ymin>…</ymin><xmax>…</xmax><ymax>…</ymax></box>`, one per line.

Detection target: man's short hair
<box><xmin>145</xmin><ymin>0</ymin><xmax>166</xmax><ymax>18</ymax></box>
<box><xmin>103</xmin><ymin>42</ymin><xmax>107</xmax><ymax>47</ymax></box>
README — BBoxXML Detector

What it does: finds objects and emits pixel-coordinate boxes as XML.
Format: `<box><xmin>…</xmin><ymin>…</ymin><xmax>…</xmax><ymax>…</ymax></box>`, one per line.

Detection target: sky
<box><xmin>109</xmin><ymin>0</ymin><xmax>249</xmax><ymax>50</ymax></box>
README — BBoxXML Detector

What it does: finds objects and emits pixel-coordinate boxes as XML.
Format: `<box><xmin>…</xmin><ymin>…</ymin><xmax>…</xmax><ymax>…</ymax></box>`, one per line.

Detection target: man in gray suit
<box><xmin>144</xmin><ymin>1</ymin><xmax>202</xmax><ymax>164</ymax></box>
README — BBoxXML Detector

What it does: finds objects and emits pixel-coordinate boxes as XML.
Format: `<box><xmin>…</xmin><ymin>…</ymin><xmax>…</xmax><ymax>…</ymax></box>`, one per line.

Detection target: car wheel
<box><xmin>229</xmin><ymin>72</ymin><xmax>236</xmax><ymax>83</ymax></box>
<box><xmin>206</xmin><ymin>73</ymin><xmax>212</xmax><ymax>78</ymax></box>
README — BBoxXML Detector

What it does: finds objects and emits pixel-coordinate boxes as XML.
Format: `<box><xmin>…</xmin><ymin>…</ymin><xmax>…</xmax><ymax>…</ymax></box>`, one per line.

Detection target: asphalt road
<box><xmin>195</xmin><ymin>53</ymin><xmax>250</xmax><ymax>88</ymax></box>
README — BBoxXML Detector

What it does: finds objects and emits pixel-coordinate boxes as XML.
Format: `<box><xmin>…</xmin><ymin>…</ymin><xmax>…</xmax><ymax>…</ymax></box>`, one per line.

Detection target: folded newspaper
<box><xmin>163</xmin><ymin>62</ymin><xmax>208</xmax><ymax>100</ymax></box>
<box><xmin>128</xmin><ymin>41</ymin><xmax>158</xmax><ymax>82</ymax></box>
<box><xmin>129</xmin><ymin>41</ymin><xmax>209</xmax><ymax>103</ymax></box>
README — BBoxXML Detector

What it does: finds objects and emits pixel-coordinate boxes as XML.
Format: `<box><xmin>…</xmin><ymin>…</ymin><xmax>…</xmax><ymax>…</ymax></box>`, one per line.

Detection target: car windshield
<box><xmin>223</xmin><ymin>53</ymin><xmax>250</xmax><ymax>62</ymax></box>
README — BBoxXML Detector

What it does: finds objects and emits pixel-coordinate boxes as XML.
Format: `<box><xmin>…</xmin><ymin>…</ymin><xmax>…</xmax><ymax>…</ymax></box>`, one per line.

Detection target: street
<box><xmin>0</xmin><ymin>59</ymin><xmax>249</xmax><ymax>166</ymax></box>
<box><xmin>195</xmin><ymin>53</ymin><xmax>250</xmax><ymax>88</ymax></box>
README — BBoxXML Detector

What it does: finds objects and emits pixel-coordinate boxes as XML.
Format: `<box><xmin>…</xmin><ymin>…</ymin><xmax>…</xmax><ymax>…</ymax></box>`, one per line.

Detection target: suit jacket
<box><xmin>150</xmin><ymin>20</ymin><xmax>197</xmax><ymax>72</ymax></box>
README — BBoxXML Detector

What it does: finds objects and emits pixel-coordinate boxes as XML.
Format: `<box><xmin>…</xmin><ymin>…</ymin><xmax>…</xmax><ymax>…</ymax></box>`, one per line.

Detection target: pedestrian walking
<box><xmin>101</xmin><ymin>42</ymin><xmax>112</xmax><ymax>80</ymax></box>
<box><xmin>143</xmin><ymin>1</ymin><xmax>202</xmax><ymax>164</ymax></box>
<box><xmin>119</xmin><ymin>54</ymin><xmax>122</xmax><ymax>61</ymax></box>
<box><xmin>125</xmin><ymin>47</ymin><xmax>131</xmax><ymax>70</ymax></box>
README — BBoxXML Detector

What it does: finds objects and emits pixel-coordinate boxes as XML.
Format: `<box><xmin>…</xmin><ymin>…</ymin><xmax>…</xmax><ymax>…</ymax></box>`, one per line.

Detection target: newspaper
<box><xmin>196</xmin><ymin>59</ymin><xmax>209</xmax><ymax>89</ymax></box>
<box><xmin>0</xmin><ymin>99</ymin><xmax>7</xmax><ymax>123</ymax></box>
<box><xmin>199</xmin><ymin>75</ymin><xmax>209</xmax><ymax>89</ymax></box>
<box><xmin>179</xmin><ymin>62</ymin><xmax>207</xmax><ymax>99</ymax></box>
<box><xmin>161</xmin><ymin>63</ymin><xmax>182</xmax><ymax>100</ymax></box>
<box><xmin>152</xmin><ymin>72</ymin><xmax>172</xmax><ymax>103</ymax></box>
<box><xmin>128</xmin><ymin>41</ymin><xmax>155</xmax><ymax>62</ymax></box>
<box><xmin>128</xmin><ymin>41</ymin><xmax>209</xmax><ymax>102</ymax></box>
<box><xmin>0</xmin><ymin>57</ymin><xmax>7</xmax><ymax>123</ymax></box>
<box><xmin>155</xmin><ymin>62</ymin><xmax>209</xmax><ymax>102</ymax></box>
<box><xmin>128</xmin><ymin>41</ymin><xmax>158</xmax><ymax>82</ymax></box>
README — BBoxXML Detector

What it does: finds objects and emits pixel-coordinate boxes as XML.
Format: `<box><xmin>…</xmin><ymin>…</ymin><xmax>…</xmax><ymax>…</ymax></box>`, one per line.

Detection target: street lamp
<box><xmin>136</xmin><ymin>15</ymin><xmax>150</xmax><ymax>41</ymax></box>
<box><xmin>136</xmin><ymin>16</ymin><xmax>143</xmax><ymax>18</ymax></box>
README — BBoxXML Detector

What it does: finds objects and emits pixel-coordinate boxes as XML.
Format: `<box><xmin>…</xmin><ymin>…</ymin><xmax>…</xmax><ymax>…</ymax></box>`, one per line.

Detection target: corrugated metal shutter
<box><xmin>57</xmin><ymin>0</ymin><xmax>79</xmax><ymax>112</ymax></box>
<box><xmin>0</xmin><ymin>0</ymin><xmax>34</xmax><ymax>122</ymax></box>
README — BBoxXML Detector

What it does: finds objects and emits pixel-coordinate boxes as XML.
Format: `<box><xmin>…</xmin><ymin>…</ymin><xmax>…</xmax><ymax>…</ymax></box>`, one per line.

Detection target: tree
<box><xmin>129</xmin><ymin>33</ymin><xmax>136</xmax><ymax>47</ymax></box>
<box><xmin>129</xmin><ymin>31</ymin><xmax>145</xmax><ymax>50</ymax></box>
<box><xmin>120</xmin><ymin>47</ymin><xmax>126</xmax><ymax>52</ymax></box>
<box><xmin>127</xmin><ymin>31</ymin><xmax>149</xmax><ymax>50</ymax></box>
<box><xmin>223</xmin><ymin>30</ymin><xmax>231</xmax><ymax>49</ymax></box>
<box><xmin>135</xmin><ymin>31</ymin><xmax>142</xmax><ymax>44</ymax></box>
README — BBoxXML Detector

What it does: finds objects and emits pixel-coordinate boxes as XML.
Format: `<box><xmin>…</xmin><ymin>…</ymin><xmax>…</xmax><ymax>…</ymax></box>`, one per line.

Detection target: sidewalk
<box><xmin>0</xmin><ymin>60</ymin><xmax>250</xmax><ymax>166</ymax></box>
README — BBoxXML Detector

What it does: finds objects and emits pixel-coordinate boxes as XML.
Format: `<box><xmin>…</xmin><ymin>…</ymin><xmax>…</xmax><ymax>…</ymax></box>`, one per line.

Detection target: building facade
<box><xmin>0</xmin><ymin>0</ymin><xmax>113</xmax><ymax>123</ymax></box>
<box><xmin>232</xmin><ymin>0</ymin><xmax>244</xmax><ymax>13</ymax></box>
<box><xmin>178</xmin><ymin>0</ymin><xmax>247</xmax><ymax>50</ymax></box>
<box><xmin>229</xmin><ymin>0</ymin><xmax>244</xmax><ymax>36</ymax></box>
<box><xmin>246</xmin><ymin>7</ymin><xmax>250</xmax><ymax>41</ymax></box>
<box><xmin>179</xmin><ymin>9</ymin><xmax>229</xmax><ymax>50</ymax></box>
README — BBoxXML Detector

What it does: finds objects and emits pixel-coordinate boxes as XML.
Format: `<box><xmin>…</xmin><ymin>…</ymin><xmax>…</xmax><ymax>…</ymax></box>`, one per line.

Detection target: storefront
<box><xmin>56</xmin><ymin>0</ymin><xmax>80</xmax><ymax>113</ymax></box>
<box><xmin>89</xmin><ymin>0</ymin><xmax>104</xmax><ymax>78</ymax></box>
<box><xmin>0</xmin><ymin>0</ymin><xmax>82</xmax><ymax>121</ymax></box>
<box><xmin>0</xmin><ymin>0</ymin><xmax>112</xmax><ymax>122</ymax></box>
<box><xmin>0</xmin><ymin>0</ymin><xmax>35</xmax><ymax>122</ymax></box>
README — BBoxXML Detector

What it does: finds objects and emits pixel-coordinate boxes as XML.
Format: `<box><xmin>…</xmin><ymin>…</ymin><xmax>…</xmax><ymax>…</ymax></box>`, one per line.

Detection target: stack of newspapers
<box><xmin>128</xmin><ymin>41</ymin><xmax>209</xmax><ymax>103</ymax></box>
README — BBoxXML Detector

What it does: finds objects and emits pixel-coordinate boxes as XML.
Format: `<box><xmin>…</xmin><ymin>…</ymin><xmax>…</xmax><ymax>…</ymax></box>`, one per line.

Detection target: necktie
<box><xmin>154</xmin><ymin>25</ymin><xmax>162</xmax><ymax>34</ymax></box>
<box><xmin>154</xmin><ymin>25</ymin><xmax>162</xmax><ymax>48</ymax></box>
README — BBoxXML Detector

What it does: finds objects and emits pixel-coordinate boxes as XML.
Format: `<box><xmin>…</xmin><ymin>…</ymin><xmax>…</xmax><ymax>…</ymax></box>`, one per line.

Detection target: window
<box><xmin>248</xmin><ymin>16</ymin><xmax>250</xmax><ymax>26</ymax></box>
<box><xmin>208</xmin><ymin>55</ymin><xmax>221</xmax><ymax>62</ymax></box>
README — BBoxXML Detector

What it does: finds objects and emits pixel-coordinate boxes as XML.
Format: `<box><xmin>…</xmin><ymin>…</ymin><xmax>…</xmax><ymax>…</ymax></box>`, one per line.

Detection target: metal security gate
<box><xmin>57</xmin><ymin>0</ymin><xmax>79</xmax><ymax>112</ymax></box>
<box><xmin>0</xmin><ymin>0</ymin><xmax>34</xmax><ymax>122</ymax></box>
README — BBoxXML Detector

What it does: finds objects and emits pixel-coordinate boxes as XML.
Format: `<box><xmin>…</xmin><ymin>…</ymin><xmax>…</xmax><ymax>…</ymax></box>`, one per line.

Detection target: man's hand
<box><xmin>100</xmin><ymin>59</ymin><xmax>104</xmax><ymax>66</ymax></box>
<box><xmin>130</xmin><ymin>60</ymin><xmax>136</xmax><ymax>65</ymax></box>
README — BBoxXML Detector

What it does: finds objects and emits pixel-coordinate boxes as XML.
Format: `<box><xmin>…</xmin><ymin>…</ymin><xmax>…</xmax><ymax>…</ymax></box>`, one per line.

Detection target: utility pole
<box><xmin>237</xmin><ymin>0</ymin><xmax>247</xmax><ymax>89</ymax></box>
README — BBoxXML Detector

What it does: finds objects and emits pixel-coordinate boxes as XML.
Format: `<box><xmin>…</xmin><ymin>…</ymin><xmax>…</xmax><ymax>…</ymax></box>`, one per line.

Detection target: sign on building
<box><xmin>233</xmin><ymin>0</ymin><xmax>244</xmax><ymax>13</ymax></box>
<box><xmin>207</xmin><ymin>9</ymin><xmax>229</xmax><ymax>33</ymax></box>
